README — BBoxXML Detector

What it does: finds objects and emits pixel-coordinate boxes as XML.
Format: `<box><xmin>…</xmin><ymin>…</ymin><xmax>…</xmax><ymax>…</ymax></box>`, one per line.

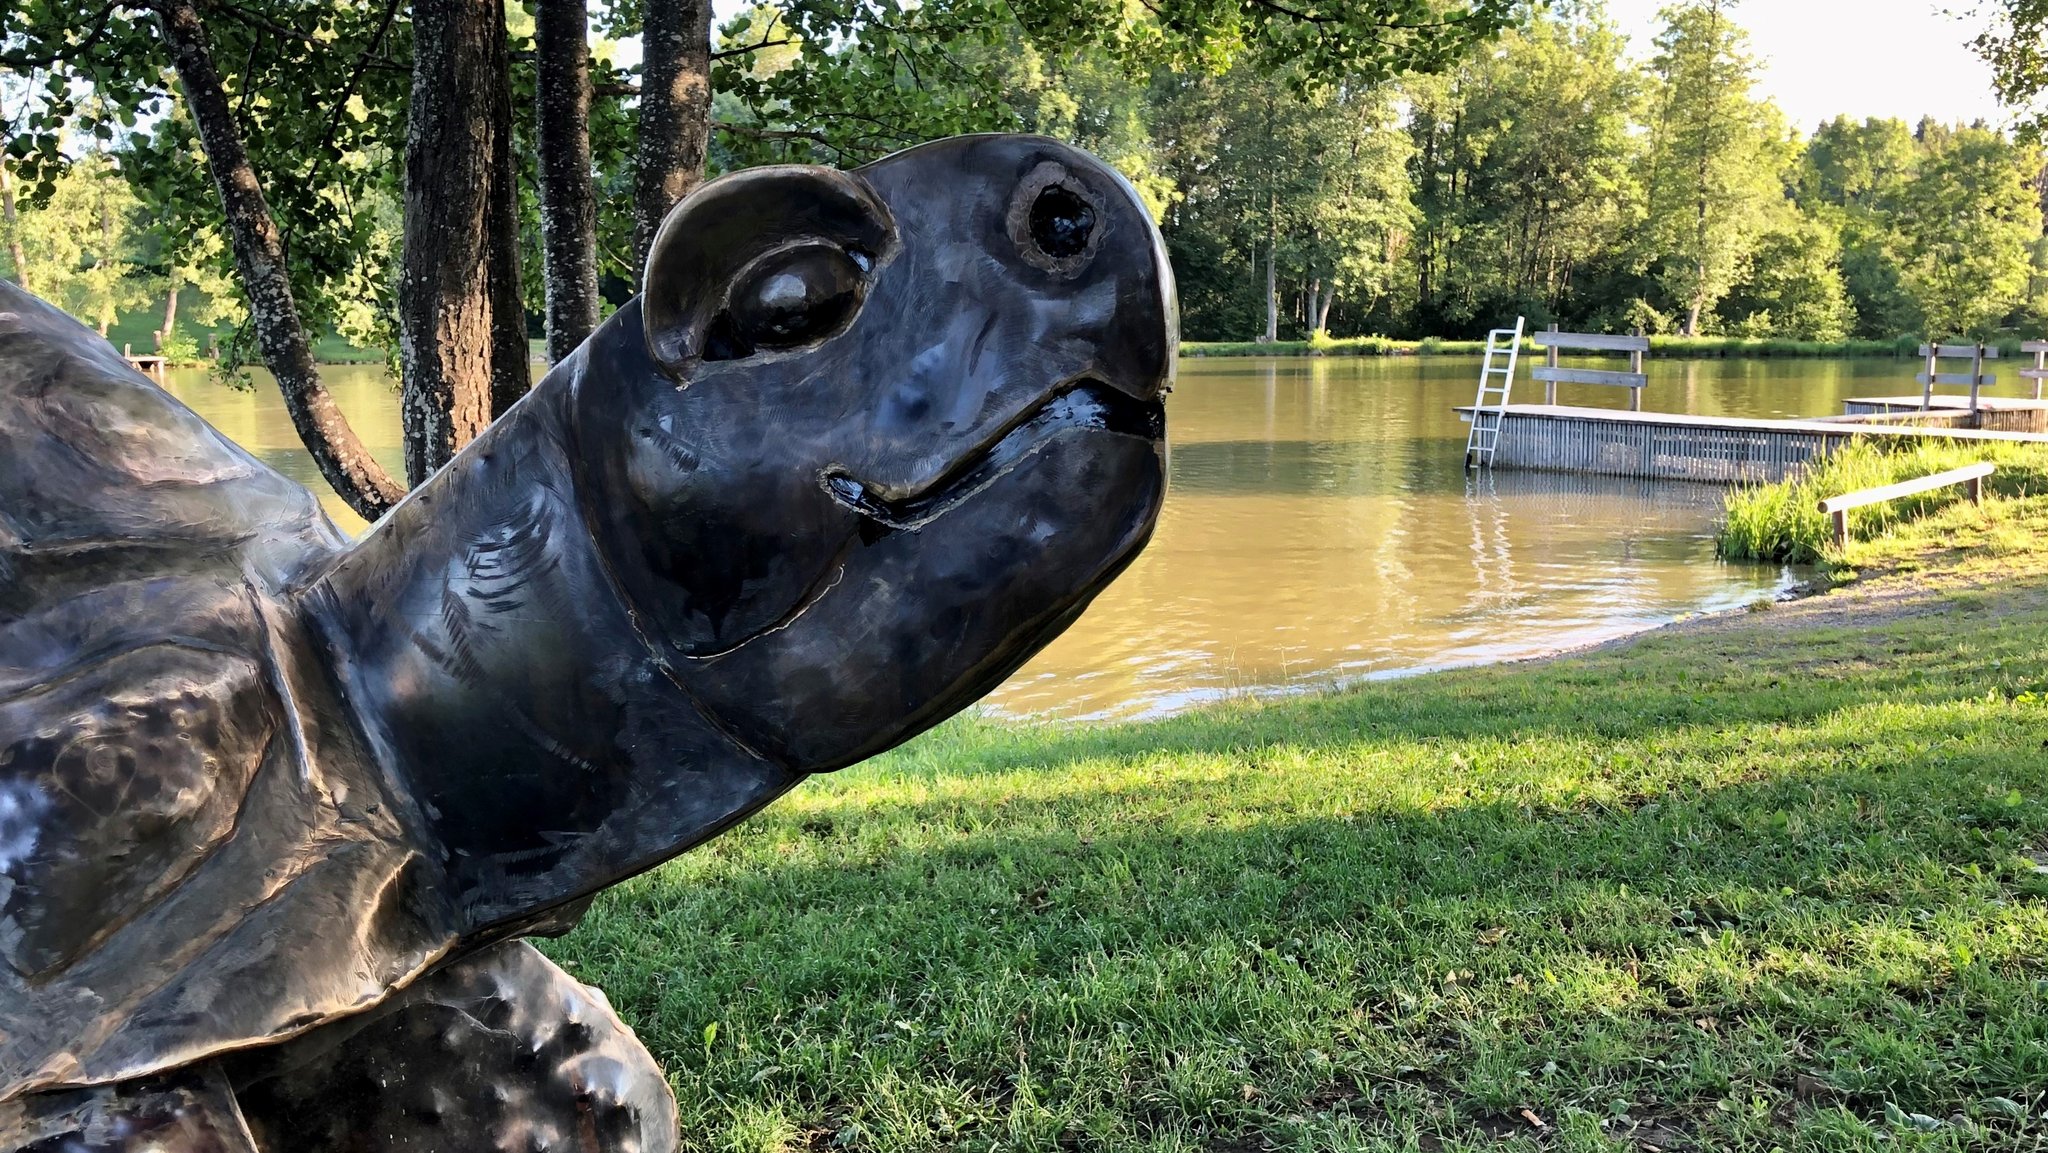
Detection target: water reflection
<box><xmin>157</xmin><ymin>352</ymin><xmax>1898</xmax><ymax>720</ymax></box>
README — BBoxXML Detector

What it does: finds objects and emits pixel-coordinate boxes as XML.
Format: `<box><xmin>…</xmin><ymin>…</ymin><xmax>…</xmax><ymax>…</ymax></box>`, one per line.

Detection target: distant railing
<box><xmin>1918</xmin><ymin>343</ymin><xmax>1997</xmax><ymax>411</ymax></box>
<box><xmin>1530</xmin><ymin>326</ymin><xmax>1649</xmax><ymax>411</ymax></box>
<box><xmin>2020</xmin><ymin>341</ymin><xmax>2048</xmax><ymax>401</ymax></box>
<box><xmin>1815</xmin><ymin>461</ymin><xmax>1993</xmax><ymax>548</ymax></box>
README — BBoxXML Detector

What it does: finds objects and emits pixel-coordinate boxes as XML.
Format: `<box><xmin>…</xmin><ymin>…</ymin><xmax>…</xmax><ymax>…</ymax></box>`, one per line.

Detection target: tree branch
<box><xmin>711</xmin><ymin>36</ymin><xmax>792</xmax><ymax>61</ymax></box>
<box><xmin>309</xmin><ymin>0</ymin><xmax>403</xmax><ymax>165</ymax></box>
<box><xmin>0</xmin><ymin>4</ymin><xmax>123</xmax><ymax>69</ymax></box>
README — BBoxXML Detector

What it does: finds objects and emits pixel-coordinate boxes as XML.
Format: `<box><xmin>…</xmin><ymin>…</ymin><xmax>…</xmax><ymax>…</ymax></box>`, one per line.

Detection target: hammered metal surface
<box><xmin>0</xmin><ymin>134</ymin><xmax>1174</xmax><ymax>1150</ymax></box>
<box><xmin>232</xmin><ymin>942</ymin><xmax>678</xmax><ymax>1153</ymax></box>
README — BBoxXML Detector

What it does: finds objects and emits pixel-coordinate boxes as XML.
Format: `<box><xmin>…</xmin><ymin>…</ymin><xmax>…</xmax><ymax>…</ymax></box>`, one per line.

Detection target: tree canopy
<box><xmin>5</xmin><ymin>0</ymin><xmax>2048</xmax><ymax>453</ymax></box>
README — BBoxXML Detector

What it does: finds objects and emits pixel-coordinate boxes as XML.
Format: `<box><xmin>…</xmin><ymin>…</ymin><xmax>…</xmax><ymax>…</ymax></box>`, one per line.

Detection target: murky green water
<box><xmin>161</xmin><ymin>353</ymin><xmax>1920</xmax><ymax>720</ymax></box>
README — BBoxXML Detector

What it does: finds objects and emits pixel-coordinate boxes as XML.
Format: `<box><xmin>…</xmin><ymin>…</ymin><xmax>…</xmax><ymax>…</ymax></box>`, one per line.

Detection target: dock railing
<box><xmin>2020</xmin><ymin>341</ymin><xmax>2048</xmax><ymax>401</ymax></box>
<box><xmin>1816</xmin><ymin>461</ymin><xmax>1993</xmax><ymax>548</ymax></box>
<box><xmin>1530</xmin><ymin>326</ymin><xmax>1649</xmax><ymax>411</ymax></box>
<box><xmin>1918</xmin><ymin>343</ymin><xmax>1997</xmax><ymax>412</ymax></box>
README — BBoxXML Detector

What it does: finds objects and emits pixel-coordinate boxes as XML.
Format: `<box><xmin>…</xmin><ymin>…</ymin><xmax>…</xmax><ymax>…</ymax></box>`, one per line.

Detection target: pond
<box><xmin>161</xmin><ymin>353</ymin><xmax>1917</xmax><ymax>720</ymax></box>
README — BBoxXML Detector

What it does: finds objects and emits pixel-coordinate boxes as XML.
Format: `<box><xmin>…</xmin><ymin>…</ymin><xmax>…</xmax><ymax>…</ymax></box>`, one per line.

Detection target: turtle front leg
<box><xmin>0</xmin><ymin>1066</ymin><xmax>259</xmax><ymax>1152</ymax></box>
<box><xmin>227</xmin><ymin>940</ymin><xmax>678</xmax><ymax>1153</ymax></box>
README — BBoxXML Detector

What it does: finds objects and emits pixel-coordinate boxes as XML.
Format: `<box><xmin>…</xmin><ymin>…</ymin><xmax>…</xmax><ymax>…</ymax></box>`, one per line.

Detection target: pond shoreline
<box><xmin>1182</xmin><ymin>335</ymin><xmax>1941</xmax><ymax>360</ymax></box>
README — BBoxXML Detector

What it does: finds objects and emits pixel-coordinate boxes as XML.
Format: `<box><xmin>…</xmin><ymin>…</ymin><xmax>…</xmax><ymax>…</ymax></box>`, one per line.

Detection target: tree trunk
<box><xmin>96</xmin><ymin>196</ymin><xmax>113</xmax><ymax>336</ymax></box>
<box><xmin>484</xmin><ymin>0</ymin><xmax>530</xmax><ymax>419</ymax></box>
<box><xmin>535</xmin><ymin>0</ymin><xmax>600</xmax><ymax>362</ymax></box>
<box><xmin>1262</xmin><ymin>190</ymin><xmax>1279</xmax><ymax>343</ymax></box>
<box><xmin>154</xmin><ymin>0</ymin><xmax>404</xmax><ymax>520</ymax></box>
<box><xmin>0</xmin><ymin>159</ymin><xmax>27</xmax><ymax>292</ymax></box>
<box><xmin>1316</xmin><ymin>289</ymin><xmax>1335</xmax><ymax>333</ymax></box>
<box><xmin>1306</xmin><ymin>280</ymin><xmax>1320</xmax><ymax>335</ymax></box>
<box><xmin>158</xmin><ymin>272</ymin><xmax>179</xmax><ymax>348</ymax></box>
<box><xmin>1686</xmin><ymin>258</ymin><xmax>1705</xmax><ymax>337</ymax></box>
<box><xmin>632</xmin><ymin>0</ymin><xmax>713</xmax><ymax>284</ymax></box>
<box><xmin>401</xmin><ymin>0</ymin><xmax>510</xmax><ymax>485</ymax></box>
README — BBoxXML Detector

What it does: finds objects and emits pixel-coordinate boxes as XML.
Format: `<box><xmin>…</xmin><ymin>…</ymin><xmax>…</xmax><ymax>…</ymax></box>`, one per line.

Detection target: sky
<box><xmin>1603</xmin><ymin>0</ymin><xmax>2008</xmax><ymax>134</ymax></box>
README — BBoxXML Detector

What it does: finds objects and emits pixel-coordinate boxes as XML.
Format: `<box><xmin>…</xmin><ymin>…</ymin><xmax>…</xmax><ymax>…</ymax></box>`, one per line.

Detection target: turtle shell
<box><xmin>0</xmin><ymin>283</ymin><xmax>458</xmax><ymax>1101</ymax></box>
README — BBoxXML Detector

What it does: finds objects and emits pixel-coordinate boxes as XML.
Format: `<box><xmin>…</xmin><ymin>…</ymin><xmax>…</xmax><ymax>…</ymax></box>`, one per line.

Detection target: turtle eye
<box><xmin>1006</xmin><ymin>161</ymin><xmax>1102</xmax><ymax>275</ymax></box>
<box><xmin>705</xmin><ymin>243</ymin><xmax>868</xmax><ymax>361</ymax></box>
<box><xmin>1029</xmin><ymin>186</ymin><xmax>1094</xmax><ymax>258</ymax></box>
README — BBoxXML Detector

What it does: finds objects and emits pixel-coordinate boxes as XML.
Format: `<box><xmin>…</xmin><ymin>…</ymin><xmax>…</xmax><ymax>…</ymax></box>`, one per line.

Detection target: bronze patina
<box><xmin>0</xmin><ymin>134</ymin><xmax>1173</xmax><ymax>1152</ymax></box>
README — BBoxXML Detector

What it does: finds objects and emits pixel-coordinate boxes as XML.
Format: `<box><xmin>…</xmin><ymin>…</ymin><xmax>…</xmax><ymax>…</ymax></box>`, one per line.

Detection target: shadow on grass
<box><xmin>546</xmin><ymin>576</ymin><xmax>2048</xmax><ymax>1150</ymax></box>
<box><xmin>557</xmin><ymin>727</ymin><xmax>2048</xmax><ymax>1146</ymax></box>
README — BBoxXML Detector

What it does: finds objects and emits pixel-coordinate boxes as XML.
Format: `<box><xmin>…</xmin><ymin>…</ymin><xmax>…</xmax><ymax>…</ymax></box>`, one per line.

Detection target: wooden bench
<box><xmin>1816</xmin><ymin>461</ymin><xmax>1994</xmax><ymax>548</ymax></box>
<box><xmin>1918</xmin><ymin>343</ymin><xmax>1997</xmax><ymax>411</ymax></box>
<box><xmin>1530</xmin><ymin>327</ymin><xmax>1648</xmax><ymax>411</ymax></box>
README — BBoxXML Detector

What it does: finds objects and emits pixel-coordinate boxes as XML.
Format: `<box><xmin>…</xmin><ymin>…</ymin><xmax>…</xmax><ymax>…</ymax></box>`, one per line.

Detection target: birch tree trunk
<box><xmin>1263</xmin><ymin>248</ymin><xmax>1279</xmax><ymax>343</ymax></box>
<box><xmin>158</xmin><ymin>273</ymin><xmax>178</xmax><ymax>348</ymax></box>
<box><xmin>632</xmin><ymin>0</ymin><xmax>713</xmax><ymax>284</ymax></box>
<box><xmin>536</xmin><ymin>0</ymin><xmax>600</xmax><ymax>362</ymax></box>
<box><xmin>0</xmin><ymin>160</ymin><xmax>27</xmax><ymax>293</ymax></box>
<box><xmin>153</xmin><ymin>0</ymin><xmax>404</xmax><ymax>521</ymax></box>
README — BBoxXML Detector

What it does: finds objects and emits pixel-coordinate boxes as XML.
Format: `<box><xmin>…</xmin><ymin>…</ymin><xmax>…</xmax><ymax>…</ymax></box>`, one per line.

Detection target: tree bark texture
<box><xmin>484</xmin><ymin>1</ymin><xmax>530</xmax><ymax>419</ymax></box>
<box><xmin>535</xmin><ymin>0</ymin><xmax>600</xmax><ymax>363</ymax></box>
<box><xmin>632</xmin><ymin>0</ymin><xmax>713</xmax><ymax>284</ymax></box>
<box><xmin>153</xmin><ymin>0</ymin><xmax>404</xmax><ymax>521</ymax></box>
<box><xmin>401</xmin><ymin>0</ymin><xmax>519</xmax><ymax>484</ymax></box>
<box><xmin>1</xmin><ymin>160</ymin><xmax>28</xmax><ymax>293</ymax></box>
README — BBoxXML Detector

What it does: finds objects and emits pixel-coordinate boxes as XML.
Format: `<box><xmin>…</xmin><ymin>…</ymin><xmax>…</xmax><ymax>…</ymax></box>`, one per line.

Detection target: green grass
<box><xmin>1717</xmin><ymin>439</ymin><xmax>2048</xmax><ymax>566</ymax></box>
<box><xmin>548</xmin><ymin>499</ymin><xmax>2048</xmax><ymax>1153</ymax></box>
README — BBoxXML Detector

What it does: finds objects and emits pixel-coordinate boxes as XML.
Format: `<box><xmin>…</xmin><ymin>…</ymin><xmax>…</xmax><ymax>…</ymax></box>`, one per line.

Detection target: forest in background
<box><xmin>6</xmin><ymin>0</ymin><xmax>2048</xmax><ymax>361</ymax></box>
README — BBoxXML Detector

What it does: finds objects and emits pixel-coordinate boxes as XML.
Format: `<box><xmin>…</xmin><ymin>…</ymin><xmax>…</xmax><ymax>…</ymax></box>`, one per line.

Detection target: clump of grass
<box><xmin>1718</xmin><ymin>438</ymin><xmax>2048</xmax><ymax>564</ymax></box>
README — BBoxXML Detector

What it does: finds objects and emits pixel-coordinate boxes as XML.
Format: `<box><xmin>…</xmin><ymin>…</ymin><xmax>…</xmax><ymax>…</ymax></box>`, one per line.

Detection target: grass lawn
<box><xmin>548</xmin><ymin>496</ymin><xmax>2048</xmax><ymax>1153</ymax></box>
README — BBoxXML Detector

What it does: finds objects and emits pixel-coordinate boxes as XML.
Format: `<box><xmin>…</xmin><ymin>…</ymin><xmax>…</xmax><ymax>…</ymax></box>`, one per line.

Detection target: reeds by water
<box><xmin>1717</xmin><ymin>439</ymin><xmax>2048</xmax><ymax>564</ymax></box>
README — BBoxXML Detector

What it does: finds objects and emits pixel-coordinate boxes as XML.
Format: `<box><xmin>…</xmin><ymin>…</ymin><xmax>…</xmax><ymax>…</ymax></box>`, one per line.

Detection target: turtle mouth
<box><xmin>820</xmin><ymin>379</ymin><xmax>1164</xmax><ymax>532</ymax></box>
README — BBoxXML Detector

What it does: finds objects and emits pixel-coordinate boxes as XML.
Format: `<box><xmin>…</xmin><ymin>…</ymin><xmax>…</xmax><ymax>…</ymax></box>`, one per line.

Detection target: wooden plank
<box><xmin>1531</xmin><ymin>331</ymin><xmax>1649</xmax><ymax>352</ymax></box>
<box><xmin>1817</xmin><ymin>462</ymin><xmax>1996</xmax><ymax>514</ymax></box>
<box><xmin>1916</xmin><ymin>373</ymin><xmax>1997</xmax><ymax>387</ymax></box>
<box><xmin>2018</xmin><ymin>368</ymin><xmax>2048</xmax><ymax>379</ymax></box>
<box><xmin>1919</xmin><ymin>344</ymin><xmax>2000</xmax><ymax>359</ymax></box>
<box><xmin>1528</xmin><ymin>367</ymin><xmax>1648</xmax><ymax>388</ymax></box>
<box><xmin>2023</xmin><ymin>341</ymin><xmax>2048</xmax><ymax>353</ymax></box>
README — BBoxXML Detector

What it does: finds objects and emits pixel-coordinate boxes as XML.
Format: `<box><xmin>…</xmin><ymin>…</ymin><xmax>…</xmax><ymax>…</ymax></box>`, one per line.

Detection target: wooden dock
<box><xmin>120</xmin><ymin>343</ymin><xmax>167</xmax><ymax>378</ymax></box>
<box><xmin>1455</xmin><ymin>404</ymin><xmax>2048</xmax><ymax>484</ymax></box>
<box><xmin>1837</xmin><ymin>394</ymin><xmax>2048</xmax><ymax>433</ymax></box>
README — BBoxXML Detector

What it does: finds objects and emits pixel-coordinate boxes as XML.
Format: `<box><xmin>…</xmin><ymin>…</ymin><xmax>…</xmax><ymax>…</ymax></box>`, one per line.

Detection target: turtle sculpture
<box><xmin>0</xmin><ymin>134</ymin><xmax>1173</xmax><ymax>1152</ymax></box>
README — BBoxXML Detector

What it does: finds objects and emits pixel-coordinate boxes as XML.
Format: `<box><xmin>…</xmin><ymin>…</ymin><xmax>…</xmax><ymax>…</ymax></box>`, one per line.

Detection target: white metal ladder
<box><xmin>1464</xmin><ymin>316</ymin><xmax>1525</xmax><ymax>469</ymax></box>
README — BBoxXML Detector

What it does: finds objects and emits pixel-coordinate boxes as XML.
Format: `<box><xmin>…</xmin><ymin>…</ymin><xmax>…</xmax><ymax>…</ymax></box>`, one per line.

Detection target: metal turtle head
<box><xmin>572</xmin><ymin>135</ymin><xmax>1175</xmax><ymax>768</ymax></box>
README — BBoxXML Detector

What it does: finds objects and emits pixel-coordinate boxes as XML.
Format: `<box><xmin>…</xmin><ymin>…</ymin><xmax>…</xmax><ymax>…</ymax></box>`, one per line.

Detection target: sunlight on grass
<box><xmin>547</xmin><ymin>501</ymin><xmax>2048</xmax><ymax>1152</ymax></box>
